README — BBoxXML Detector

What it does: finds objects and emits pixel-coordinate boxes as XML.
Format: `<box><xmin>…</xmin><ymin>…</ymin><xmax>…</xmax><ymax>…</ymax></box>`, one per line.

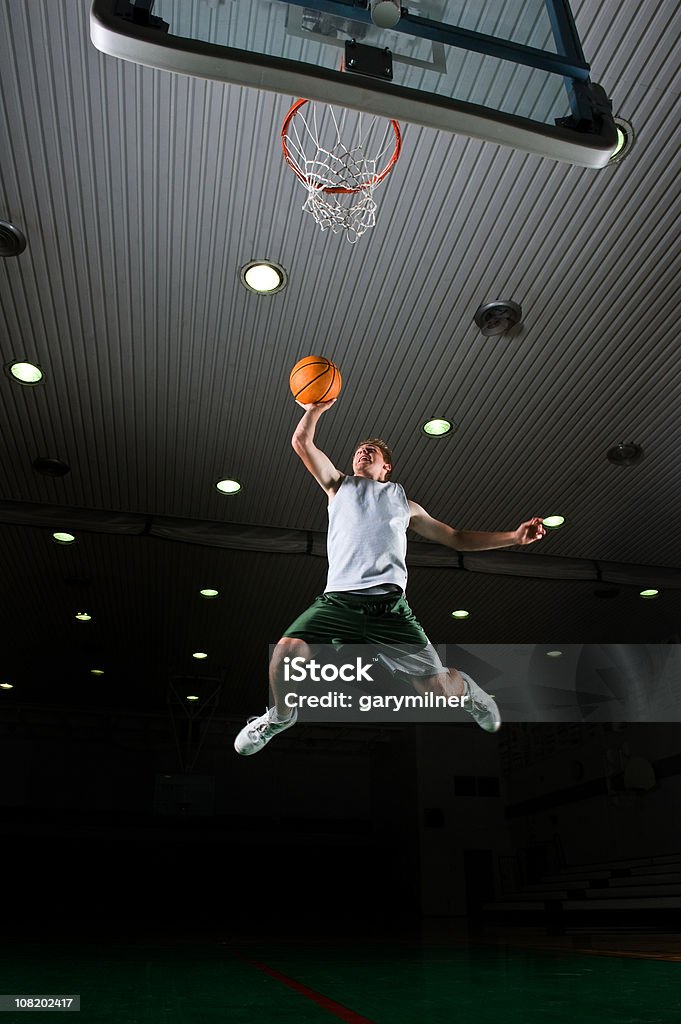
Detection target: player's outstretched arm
<box><xmin>408</xmin><ymin>501</ymin><xmax>546</xmax><ymax>550</ymax></box>
<box><xmin>291</xmin><ymin>400</ymin><xmax>345</xmax><ymax>496</ymax></box>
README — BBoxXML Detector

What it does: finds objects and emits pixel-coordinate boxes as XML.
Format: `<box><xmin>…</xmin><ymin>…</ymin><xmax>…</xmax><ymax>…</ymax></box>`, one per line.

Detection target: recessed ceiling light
<box><xmin>546</xmin><ymin>650</ymin><xmax>563</xmax><ymax>658</ymax></box>
<box><xmin>474</xmin><ymin>300</ymin><xmax>522</xmax><ymax>336</ymax></box>
<box><xmin>0</xmin><ymin>220</ymin><xmax>27</xmax><ymax>257</ymax></box>
<box><xmin>186</xmin><ymin>694</ymin><xmax>200</xmax><ymax>701</ymax></box>
<box><xmin>192</xmin><ymin>652</ymin><xmax>208</xmax><ymax>660</ymax></box>
<box><xmin>75</xmin><ymin>611</ymin><xmax>92</xmax><ymax>621</ymax></box>
<box><xmin>423</xmin><ymin>418</ymin><xmax>453</xmax><ymax>437</ymax></box>
<box><xmin>639</xmin><ymin>589</ymin><xmax>659</xmax><ymax>599</ymax></box>
<box><xmin>543</xmin><ymin>515</ymin><xmax>565</xmax><ymax>529</ymax></box>
<box><xmin>451</xmin><ymin>609</ymin><xmax>470</xmax><ymax>619</ymax></box>
<box><xmin>240</xmin><ymin>260</ymin><xmax>288</xmax><ymax>294</ymax></box>
<box><xmin>200</xmin><ymin>588</ymin><xmax>219</xmax><ymax>598</ymax></box>
<box><xmin>609</xmin><ymin>118</ymin><xmax>635</xmax><ymax>164</ymax></box>
<box><xmin>7</xmin><ymin>361</ymin><xmax>43</xmax><ymax>385</ymax></box>
<box><xmin>53</xmin><ymin>532</ymin><xmax>76</xmax><ymax>544</ymax></box>
<box><xmin>607</xmin><ymin>442</ymin><xmax>643</xmax><ymax>466</ymax></box>
<box><xmin>90</xmin><ymin>669</ymin><xmax>105</xmax><ymax>676</ymax></box>
<box><xmin>34</xmin><ymin>457</ymin><xmax>71</xmax><ymax>476</ymax></box>
<box><xmin>216</xmin><ymin>479</ymin><xmax>241</xmax><ymax>495</ymax></box>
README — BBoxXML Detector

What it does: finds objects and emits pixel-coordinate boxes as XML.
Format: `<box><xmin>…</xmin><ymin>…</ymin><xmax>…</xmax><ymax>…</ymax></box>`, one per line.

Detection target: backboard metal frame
<box><xmin>90</xmin><ymin>0</ymin><xmax>617</xmax><ymax>167</ymax></box>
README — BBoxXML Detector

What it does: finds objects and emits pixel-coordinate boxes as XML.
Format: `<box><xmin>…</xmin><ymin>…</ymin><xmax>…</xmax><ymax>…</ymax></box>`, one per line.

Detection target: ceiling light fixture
<box><xmin>200</xmin><ymin>588</ymin><xmax>219</xmax><ymax>598</ymax></box>
<box><xmin>609</xmin><ymin>118</ymin><xmax>635</xmax><ymax>164</ymax></box>
<box><xmin>216</xmin><ymin>479</ymin><xmax>241</xmax><ymax>495</ymax></box>
<box><xmin>474</xmin><ymin>300</ymin><xmax>522</xmax><ymax>336</ymax></box>
<box><xmin>53</xmin><ymin>532</ymin><xmax>76</xmax><ymax>544</ymax></box>
<box><xmin>192</xmin><ymin>652</ymin><xmax>208</xmax><ymax>660</ymax></box>
<box><xmin>75</xmin><ymin>611</ymin><xmax>92</xmax><ymax>621</ymax></box>
<box><xmin>639</xmin><ymin>589</ymin><xmax>659</xmax><ymax>599</ymax></box>
<box><xmin>7</xmin><ymin>361</ymin><xmax>44</xmax><ymax>385</ymax></box>
<box><xmin>0</xmin><ymin>220</ymin><xmax>27</xmax><ymax>257</ymax></box>
<box><xmin>240</xmin><ymin>260</ymin><xmax>288</xmax><ymax>294</ymax></box>
<box><xmin>451</xmin><ymin>609</ymin><xmax>470</xmax><ymax>619</ymax></box>
<box><xmin>423</xmin><ymin>418</ymin><xmax>454</xmax><ymax>437</ymax></box>
<box><xmin>0</xmin><ymin>682</ymin><xmax>14</xmax><ymax>689</ymax></box>
<box><xmin>543</xmin><ymin>515</ymin><xmax>565</xmax><ymax>529</ymax></box>
<box><xmin>607</xmin><ymin>442</ymin><xmax>643</xmax><ymax>466</ymax></box>
<box><xmin>546</xmin><ymin>650</ymin><xmax>563</xmax><ymax>658</ymax></box>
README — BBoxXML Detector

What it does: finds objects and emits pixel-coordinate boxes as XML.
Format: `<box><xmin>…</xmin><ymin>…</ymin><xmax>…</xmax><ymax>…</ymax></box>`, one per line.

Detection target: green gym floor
<box><xmin>1</xmin><ymin>928</ymin><xmax>680</xmax><ymax>1023</ymax></box>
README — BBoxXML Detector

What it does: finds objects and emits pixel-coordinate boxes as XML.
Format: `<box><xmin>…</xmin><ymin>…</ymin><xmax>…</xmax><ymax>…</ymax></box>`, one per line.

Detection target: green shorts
<box><xmin>283</xmin><ymin>591</ymin><xmax>446</xmax><ymax>678</ymax></box>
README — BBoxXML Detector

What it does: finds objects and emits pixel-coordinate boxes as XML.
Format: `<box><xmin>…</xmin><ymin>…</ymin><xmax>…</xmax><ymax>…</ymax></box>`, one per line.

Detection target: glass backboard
<box><xmin>91</xmin><ymin>0</ymin><xmax>617</xmax><ymax>167</ymax></box>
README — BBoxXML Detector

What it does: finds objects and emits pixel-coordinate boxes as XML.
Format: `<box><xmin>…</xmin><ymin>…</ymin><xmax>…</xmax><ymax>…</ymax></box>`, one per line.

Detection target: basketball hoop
<box><xmin>281</xmin><ymin>99</ymin><xmax>402</xmax><ymax>243</ymax></box>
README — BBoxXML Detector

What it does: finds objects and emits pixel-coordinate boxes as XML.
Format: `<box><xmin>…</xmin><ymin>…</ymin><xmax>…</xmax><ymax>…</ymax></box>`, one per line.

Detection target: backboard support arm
<box><xmin>542</xmin><ymin>0</ymin><xmax>594</xmax><ymax>125</ymax></box>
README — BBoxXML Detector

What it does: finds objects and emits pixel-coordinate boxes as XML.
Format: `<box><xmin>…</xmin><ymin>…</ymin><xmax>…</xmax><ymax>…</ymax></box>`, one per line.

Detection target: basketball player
<box><xmin>235</xmin><ymin>399</ymin><xmax>545</xmax><ymax>755</ymax></box>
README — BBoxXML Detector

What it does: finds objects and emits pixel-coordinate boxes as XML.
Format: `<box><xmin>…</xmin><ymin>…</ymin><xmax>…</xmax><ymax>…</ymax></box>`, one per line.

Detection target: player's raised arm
<box><xmin>408</xmin><ymin>500</ymin><xmax>545</xmax><ymax>550</ymax></box>
<box><xmin>291</xmin><ymin>401</ymin><xmax>345</xmax><ymax>496</ymax></box>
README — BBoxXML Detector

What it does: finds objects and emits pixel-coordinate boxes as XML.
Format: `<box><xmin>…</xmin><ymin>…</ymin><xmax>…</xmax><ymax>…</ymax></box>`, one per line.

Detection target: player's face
<box><xmin>353</xmin><ymin>444</ymin><xmax>391</xmax><ymax>481</ymax></box>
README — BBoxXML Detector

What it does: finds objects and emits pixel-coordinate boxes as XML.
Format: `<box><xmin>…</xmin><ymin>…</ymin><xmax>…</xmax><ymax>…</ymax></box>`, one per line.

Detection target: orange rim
<box><xmin>281</xmin><ymin>98</ymin><xmax>402</xmax><ymax>195</ymax></box>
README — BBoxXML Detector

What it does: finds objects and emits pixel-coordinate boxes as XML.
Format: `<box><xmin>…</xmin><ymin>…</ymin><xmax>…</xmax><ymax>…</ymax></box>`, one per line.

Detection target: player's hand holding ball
<box><xmin>295</xmin><ymin>398</ymin><xmax>337</xmax><ymax>412</ymax></box>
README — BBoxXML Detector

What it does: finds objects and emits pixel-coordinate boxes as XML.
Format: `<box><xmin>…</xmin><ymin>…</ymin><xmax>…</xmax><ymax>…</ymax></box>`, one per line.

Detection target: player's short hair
<box><xmin>354</xmin><ymin>437</ymin><xmax>393</xmax><ymax>480</ymax></box>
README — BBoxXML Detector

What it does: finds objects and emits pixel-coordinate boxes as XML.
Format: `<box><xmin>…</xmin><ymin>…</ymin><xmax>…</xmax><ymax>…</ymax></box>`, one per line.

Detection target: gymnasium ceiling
<box><xmin>1</xmin><ymin>0</ymin><xmax>680</xmax><ymax>716</ymax></box>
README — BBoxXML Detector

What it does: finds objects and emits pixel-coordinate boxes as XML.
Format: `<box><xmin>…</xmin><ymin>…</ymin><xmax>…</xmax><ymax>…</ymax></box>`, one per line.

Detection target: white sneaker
<box><xmin>460</xmin><ymin>672</ymin><xmax>501</xmax><ymax>733</ymax></box>
<box><xmin>234</xmin><ymin>707</ymin><xmax>298</xmax><ymax>756</ymax></box>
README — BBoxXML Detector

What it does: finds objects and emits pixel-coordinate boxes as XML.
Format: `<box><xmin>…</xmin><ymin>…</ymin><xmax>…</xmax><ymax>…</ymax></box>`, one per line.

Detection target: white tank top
<box><xmin>324</xmin><ymin>475</ymin><xmax>410</xmax><ymax>593</ymax></box>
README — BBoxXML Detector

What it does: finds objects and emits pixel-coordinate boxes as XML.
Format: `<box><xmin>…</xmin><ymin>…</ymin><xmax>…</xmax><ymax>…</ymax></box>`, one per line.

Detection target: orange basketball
<box><xmin>289</xmin><ymin>355</ymin><xmax>342</xmax><ymax>404</ymax></box>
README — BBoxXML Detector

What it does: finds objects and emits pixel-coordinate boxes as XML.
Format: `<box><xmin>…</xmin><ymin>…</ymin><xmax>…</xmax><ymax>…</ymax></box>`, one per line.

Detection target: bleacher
<box><xmin>484</xmin><ymin>853</ymin><xmax>681</xmax><ymax>929</ymax></box>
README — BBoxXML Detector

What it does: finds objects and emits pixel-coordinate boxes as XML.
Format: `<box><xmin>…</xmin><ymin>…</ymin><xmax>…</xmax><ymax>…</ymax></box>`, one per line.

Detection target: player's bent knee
<box><xmin>272</xmin><ymin>636</ymin><xmax>311</xmax><ymax>663</ymax></box>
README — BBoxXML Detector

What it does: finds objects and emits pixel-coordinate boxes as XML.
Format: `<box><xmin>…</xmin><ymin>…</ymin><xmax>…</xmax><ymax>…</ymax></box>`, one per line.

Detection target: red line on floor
<box><xmin>239</xmin><ymin>955</ymin><xmax>377</xmax><ymax>1024</ymax></box>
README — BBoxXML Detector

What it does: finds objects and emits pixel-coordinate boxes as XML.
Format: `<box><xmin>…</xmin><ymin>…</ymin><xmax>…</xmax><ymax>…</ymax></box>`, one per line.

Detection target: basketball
<box><xmin>289</xmin><ymin>355</ymin><xmax>342</xmax><ymax>404</ymax></box>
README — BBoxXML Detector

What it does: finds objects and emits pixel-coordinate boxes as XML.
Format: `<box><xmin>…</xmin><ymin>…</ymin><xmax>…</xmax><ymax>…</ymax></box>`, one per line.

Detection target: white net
<box><xmin>282</xmin><ymin>102</ymin><xmax>401</xmax><ymax>243</ymax></box>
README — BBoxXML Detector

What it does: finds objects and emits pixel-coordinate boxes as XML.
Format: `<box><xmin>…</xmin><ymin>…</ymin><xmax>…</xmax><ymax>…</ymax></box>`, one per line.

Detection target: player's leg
<box><xmin>368</xmin><ymin>595</ymin><xmax>501</xmax><ymax>732</ymax></box>
<box><xmin>269</xmin><ymin>636</ymin><xmax>312</xmax><ymax>716</ymax></box>
<box><xmin>409</xmin><ymin>666</ymin><xmax>465</xmax><ymax>699</ymax></box>
<box><xmin>233</xmin><ymin>636</ymin><xmax>310</xmax><ymax>756</ymax></box>
<box><xmin>410</xmin><ymin>667</ymin><xmax>501</xmax><ymax>732</ymax></box>
<box><xmin>234</xmin><ymin>594</ymin><xmax>362</xmax><ymax>755</ymax></box>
